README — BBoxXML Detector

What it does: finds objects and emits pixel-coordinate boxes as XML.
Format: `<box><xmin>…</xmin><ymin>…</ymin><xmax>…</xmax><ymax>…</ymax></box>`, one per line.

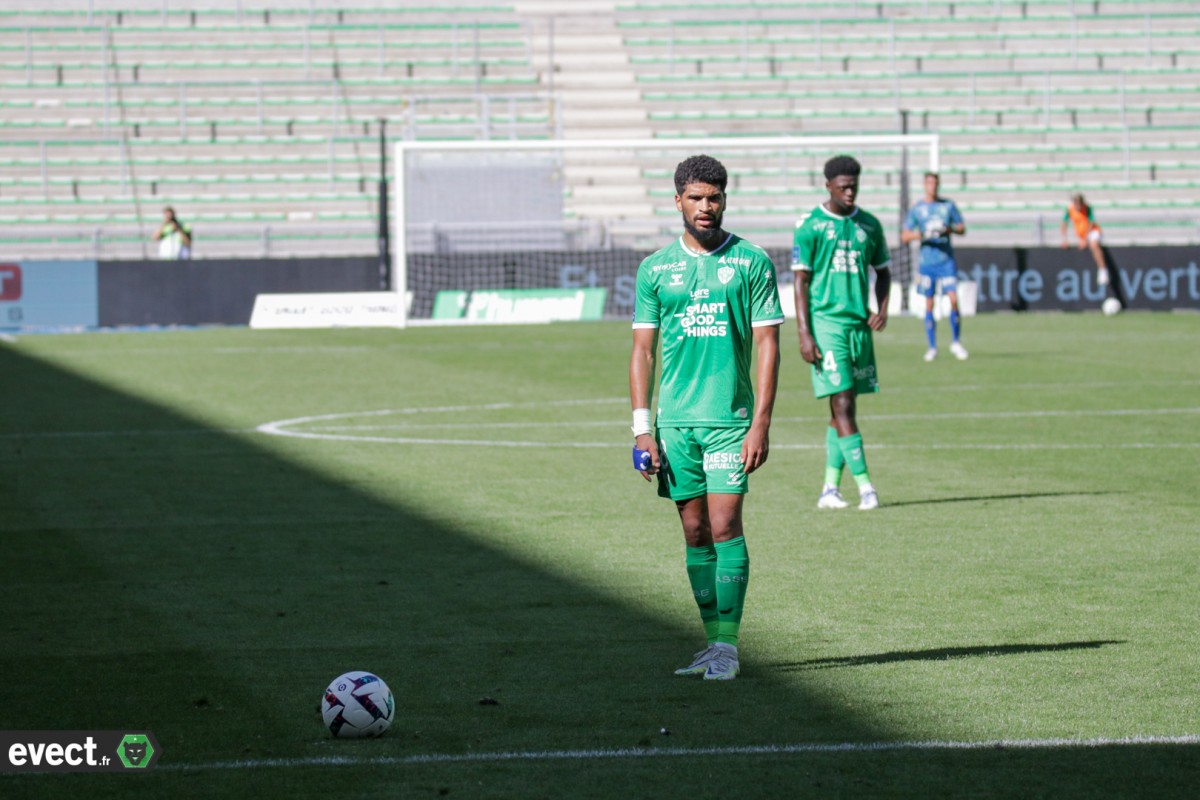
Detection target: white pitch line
<box><xmin>0</xmin><ymin>428</ymin><xmax>254</xmax><ymax>440</ymax></box>
<box><xmin>255</xmin><ymin>401</ymin><xmax>1200</xmax><ymax>449</ymax></box>
<box><xmin>4</xmin><ymin>401</ymin><xmax>1198</xmax><ymax>449</ymax></box>
<box><xmin>159</xmin><ymin>734</ymin><xmax>1200</xmax><ymax>772</ymax></box>
<box><xmin>302</xmin><ymin>406</ymin><xmax>1200</xmax><ymax>433</ymax></box>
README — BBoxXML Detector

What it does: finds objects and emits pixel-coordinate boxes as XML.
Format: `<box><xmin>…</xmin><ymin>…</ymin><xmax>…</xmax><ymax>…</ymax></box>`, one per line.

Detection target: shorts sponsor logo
<box><xmin>703</xmin><ymin>452</ymin><xmax>742</xmax><ymax>472</ymax></box>
<box><xmin>726</xmin><ymin>470</ymin><xmax>745</xmax><ymax>486</ymax></box>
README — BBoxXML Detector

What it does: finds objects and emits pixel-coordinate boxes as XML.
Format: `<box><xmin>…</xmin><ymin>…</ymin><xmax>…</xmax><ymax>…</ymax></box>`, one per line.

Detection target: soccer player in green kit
<box><xmin>792</xmin><ymin>155</ymin><xmax>891</xmax><ymax>511</ymax></box>
<box><xmin>629</xmin><ymin>155</ymin><xmax>784</xmax><ymax>680</ymax></box>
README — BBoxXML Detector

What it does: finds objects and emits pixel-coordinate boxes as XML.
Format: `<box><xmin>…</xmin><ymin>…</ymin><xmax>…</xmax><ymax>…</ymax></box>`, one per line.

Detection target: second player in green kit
<box><xmin>792</xmin><ymin>155</ymin><xmax>891</xmax><ymax>511</ymax></box>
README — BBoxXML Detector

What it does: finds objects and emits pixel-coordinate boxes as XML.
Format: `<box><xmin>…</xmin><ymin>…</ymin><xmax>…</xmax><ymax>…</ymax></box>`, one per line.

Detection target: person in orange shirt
<box><xmin>1060</xmin><ymin>193</ymin><xmax>1108</xmax><ymax>287</ymax></box>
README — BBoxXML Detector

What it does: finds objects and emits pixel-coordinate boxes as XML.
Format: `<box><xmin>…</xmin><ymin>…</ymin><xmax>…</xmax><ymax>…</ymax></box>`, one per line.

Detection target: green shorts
<box><xmin>810</xmin><ymin>317</ymin><xmax>879</xmax><ymax>399</ymax></box>
<box><xmin>655</xmin><ymin>426</ymin><xmax>749</xmax><ymax>501</ymax></box>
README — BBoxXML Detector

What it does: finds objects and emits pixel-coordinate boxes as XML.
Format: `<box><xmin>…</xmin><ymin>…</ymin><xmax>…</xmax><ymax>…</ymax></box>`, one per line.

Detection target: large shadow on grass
<box><xmin>772</xmin><ymin>641</ymin><xmax>1125</xmax><ymax>672</ymax></box>
<box><xmin>0</xmin><ymin>336</ymin><xmax>889</xmax><ymax>798</ymax></box>
<box><xmin>0</xmin><ymin>339</ymin><xmax>1182</xmax><ymax>799</ymax></box>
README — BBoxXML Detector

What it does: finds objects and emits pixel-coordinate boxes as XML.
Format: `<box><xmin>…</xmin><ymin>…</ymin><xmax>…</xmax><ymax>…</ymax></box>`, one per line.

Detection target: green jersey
<box><xmin>634</xmin><ymin>233</ymin><xmax>784</xmax><ymax>428</ymax></box>
<box><xmin>791</xmin><ymin>204</ymin><xmax>891</xmax><ymax>324</ymax></box>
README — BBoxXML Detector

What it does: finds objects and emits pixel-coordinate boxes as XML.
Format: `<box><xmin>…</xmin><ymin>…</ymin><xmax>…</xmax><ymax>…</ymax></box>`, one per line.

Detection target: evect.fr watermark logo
<box><xmin>0</xmin><ymin>731</ymin><xmax>160</xmax><ymax>773</ymax></box>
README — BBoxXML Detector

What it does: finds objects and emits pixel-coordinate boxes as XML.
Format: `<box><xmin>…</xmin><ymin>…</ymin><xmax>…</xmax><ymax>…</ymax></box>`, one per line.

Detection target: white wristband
<box><xmin>631</xmin><ymin>408</ymin><xmax>652</xmax><ymax>437</ymax></box>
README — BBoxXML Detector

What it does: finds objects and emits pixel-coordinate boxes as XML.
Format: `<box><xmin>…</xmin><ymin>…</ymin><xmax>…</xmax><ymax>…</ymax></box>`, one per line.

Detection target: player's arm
<box><xmin>869</xmin><ymin>266</ymin><xmax>891</xmax><ymax>333</ymax></box>
<box><xmin>948</xmin><ymin>203</ymin><xmax>965</xmax><ymax>236</ymax></box>
<box><xmin>793</xmin><ymin>269</ymin><xmax>821</xmax><ymax>365</ymax></box>
<box><xmin>867</xmin><ymin>229</ymin><xmax>891</xmax><ymax>333</ymax></box>
<box><xmin>629</xmin><ymin>326</ymin><xmax>660</xmax><ymax>480</ymax></box>
<box><xmin>791</xmin><ymin>223</ymin><xmax>820</xmax><ymax>365</ymax></box>
<box><xmin>742</xmin><ymin>323</ymin><xmax>780</xmax><ymax>474</ymax></box>
<box><xmin>900</xmin><ymin>208</ymin><xmax>923</xmax><ymax>244</ymax></box>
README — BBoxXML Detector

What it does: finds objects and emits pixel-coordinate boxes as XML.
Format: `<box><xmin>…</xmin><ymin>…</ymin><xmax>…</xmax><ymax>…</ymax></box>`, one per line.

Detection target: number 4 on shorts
<box><xmin>822</xmin><ymin>351</ymin><xmax>837</xmax><ymax>372</ymax></box>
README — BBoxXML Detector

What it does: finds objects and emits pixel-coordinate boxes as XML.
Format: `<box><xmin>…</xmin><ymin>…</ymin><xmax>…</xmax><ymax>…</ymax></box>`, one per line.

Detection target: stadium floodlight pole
<box><xmin>391</xmin><ymin>133</ymin><xmax>938</xmax><ymax>328</ymax></box>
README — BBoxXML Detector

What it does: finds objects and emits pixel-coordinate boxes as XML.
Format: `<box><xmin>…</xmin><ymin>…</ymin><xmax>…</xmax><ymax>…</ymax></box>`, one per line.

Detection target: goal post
<box><xmin>391</xmin><ymin>133</ymin><xmax>939</xmax><ymax>327</ymax></box>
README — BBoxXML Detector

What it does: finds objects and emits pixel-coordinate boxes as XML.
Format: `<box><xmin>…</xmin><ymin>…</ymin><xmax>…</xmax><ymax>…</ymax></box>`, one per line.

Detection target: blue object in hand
<box><xmin>633</xmin><ymin>447</ymin><xmax>653</xmax><ymax>471</ymax></box>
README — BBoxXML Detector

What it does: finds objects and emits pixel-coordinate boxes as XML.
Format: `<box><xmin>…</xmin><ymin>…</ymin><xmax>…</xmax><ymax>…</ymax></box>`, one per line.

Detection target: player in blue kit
<box><xmin>902</xmin><ymin>172</ymin><xmax>967</xmax><ymax>362</ymax></box>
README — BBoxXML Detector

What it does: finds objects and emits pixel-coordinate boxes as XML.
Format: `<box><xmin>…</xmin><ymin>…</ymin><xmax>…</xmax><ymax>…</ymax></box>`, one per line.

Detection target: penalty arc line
<box><xmin>305</xmin><ymin>406</ymin><xmax>1200</xmax><ymax>432</ymax></box>
<box><xmin>158</xmin><ymin>734</ymin><xmax>1200</xmax><ymax>772</ymax></box>
<box><xmin>256</xmin><ymin>402</ymin><xmax>1200</xmax><ymax>449</ymax></box>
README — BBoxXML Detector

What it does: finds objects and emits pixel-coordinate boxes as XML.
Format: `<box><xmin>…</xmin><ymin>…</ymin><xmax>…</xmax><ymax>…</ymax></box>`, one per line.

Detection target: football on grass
<box><xmin>321</xmin><ymin>671</ymin><xmax>395</xmax><ymax>738</ymax></box>
<box><xmin>1102</xmin><ymin>297</ymin><xmax>1122</xmax><ymax>316</ymax></box>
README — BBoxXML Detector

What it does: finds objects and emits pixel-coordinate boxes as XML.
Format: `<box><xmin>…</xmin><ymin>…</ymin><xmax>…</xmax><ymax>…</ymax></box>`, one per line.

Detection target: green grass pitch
<box><xmin>1</xmin><ymin>312</ymin><xmax>1198</xmax><ymax>798</ymax></box>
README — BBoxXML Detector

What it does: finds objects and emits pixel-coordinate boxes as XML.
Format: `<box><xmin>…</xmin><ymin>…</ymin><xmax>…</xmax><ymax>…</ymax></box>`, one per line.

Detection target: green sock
<box><xmin>684</xmin><ymin>544</ymin><xmax>719</xmax><ymax>643</ymax></box>
<box><xmin>714</xmin><ymin>536</ymin><xmax>749</xmax><ymax>646</ymax></box>
<box><xmin>838</xmin><ymin>432</ymin><xmax>872</xmax><ymax>487</ymax></box>
<box><xmin>825</xmin><ymin>425</ymin><xmax>845</xmax><ymax>486</ymax></box>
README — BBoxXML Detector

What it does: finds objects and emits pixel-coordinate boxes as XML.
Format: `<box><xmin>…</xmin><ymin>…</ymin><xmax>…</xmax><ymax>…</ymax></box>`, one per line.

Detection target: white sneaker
<box><xmin>858</xmin><ymin>487</ymin><xmax>880</xmax><ymax>510</ymax></box>
<box><xmin>702</xmin><ymin>642</ymin><xmax>740</xmax><ymax>681</ymax></box>
<box><xmin>1098</xmin><ymin>267</ymin><xmax>1110</xmax><ymax>286</ymax></box>
<box><xmin>674</xmin><ymin>644</ymin><xmax>720</xmax><ymax>676</ymax></box>
<box><xmin>817</xmin><ymin>484</ymin><xmax>849</xmax><ymax>509</ymax></box>
<box><xmin>950</xmin><ymin>341</ymin><xmax>969</xmax><ymax>360</ymax></box>
<box><xmin>923</xmin><ymin>347</ymin><xmax>938</xmax><ymax>362</ymax></box>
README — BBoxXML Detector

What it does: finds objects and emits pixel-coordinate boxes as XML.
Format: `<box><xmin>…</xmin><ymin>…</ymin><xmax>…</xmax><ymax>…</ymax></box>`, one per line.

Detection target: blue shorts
<box><xmin>918</xmin><ymin>259</ymin><xmax>958</xmax><ymax>298</ymax></box>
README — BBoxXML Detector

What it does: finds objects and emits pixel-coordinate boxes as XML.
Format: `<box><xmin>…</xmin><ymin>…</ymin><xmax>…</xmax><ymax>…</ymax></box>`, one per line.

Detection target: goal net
<box><xmin>392</xmin><ymin>134</ymin><xmax>938</xmax><ymax>326</ymax></box>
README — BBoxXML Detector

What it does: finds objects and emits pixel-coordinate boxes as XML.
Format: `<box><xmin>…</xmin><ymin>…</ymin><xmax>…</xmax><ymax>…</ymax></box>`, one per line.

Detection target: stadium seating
<box><xmin>615</xmin><ymin>0</ymin><xmax>1200</xmax><ymax>245</ymax></box>
<box><xmin>1</xmin><ymin>0</ymin><xmax>1198</xmax><ymax>258</ymax></box>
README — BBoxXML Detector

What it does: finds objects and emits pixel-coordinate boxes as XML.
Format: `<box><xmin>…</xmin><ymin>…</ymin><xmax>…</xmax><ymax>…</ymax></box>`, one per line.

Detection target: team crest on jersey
<box><xmin>717</xmin><ymin>266</ymin><xmax>735</xmax><ymax>285</ymax></box>
<box><xmin>855</xmin><ymin>227</ymin><xmax>867</xmax><ymax>243</ymax></box>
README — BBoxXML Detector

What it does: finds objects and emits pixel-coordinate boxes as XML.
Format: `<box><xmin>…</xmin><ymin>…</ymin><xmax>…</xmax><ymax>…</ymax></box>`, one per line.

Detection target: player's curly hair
<box><xmin>674</xmin><ymin>155</ymin><xmax>728</xmax><ymax>194</ymax></box>
<box><xmin>824</xmin><ymin>155</ymin><xmax>862</xmax><ymax>181</ymax></box>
